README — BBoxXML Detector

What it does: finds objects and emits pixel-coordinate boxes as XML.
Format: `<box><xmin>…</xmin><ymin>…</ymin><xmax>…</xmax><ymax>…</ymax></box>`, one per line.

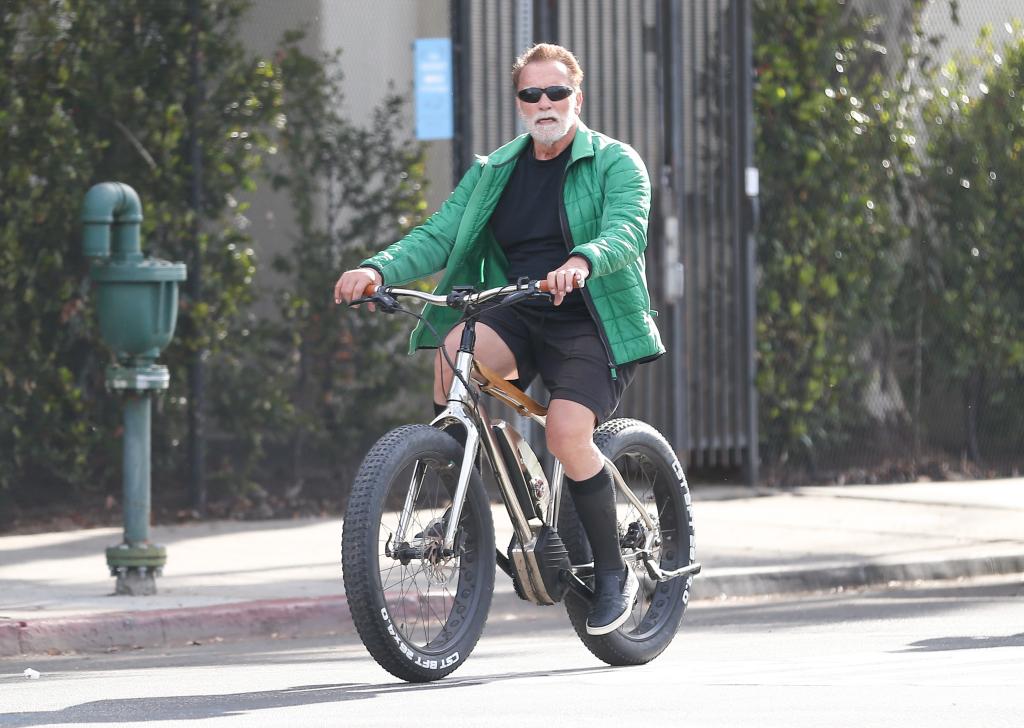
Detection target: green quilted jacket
<box><xmin>362</xmin><ymin>120</ymin><xmax>664</xmax><ymax>370</ymax></box>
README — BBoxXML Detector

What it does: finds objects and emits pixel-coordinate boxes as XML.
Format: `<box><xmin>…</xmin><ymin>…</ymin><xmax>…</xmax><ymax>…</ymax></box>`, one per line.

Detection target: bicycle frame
<box><xmin>431</xmin><ymin>318</ymin><xmax>567</xmax><ymax>604</ymax></box>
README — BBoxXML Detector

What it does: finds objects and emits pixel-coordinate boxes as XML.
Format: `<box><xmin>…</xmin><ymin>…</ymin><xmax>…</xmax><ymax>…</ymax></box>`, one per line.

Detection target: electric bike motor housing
<box><xmin>492</xmin><ymin>420</ymin><xmax>573</xmax><ymax>603</ymax></box>
<box><xmin>508</xmin><ymin>525</ymin><xmax>572</xmax><ymax>604</ymax></box>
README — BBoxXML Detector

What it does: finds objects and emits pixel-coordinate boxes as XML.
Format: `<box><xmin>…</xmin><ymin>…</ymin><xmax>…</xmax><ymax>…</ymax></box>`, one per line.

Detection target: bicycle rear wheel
<box><xmin>342</xmin><ymin>425</ymin><xmax>495</xmax><ymax>682</ymax></box>
<box><xmin>559</xmin><ymin>418</ymin><xmax>696</xmax><ymax>665</ymax></box>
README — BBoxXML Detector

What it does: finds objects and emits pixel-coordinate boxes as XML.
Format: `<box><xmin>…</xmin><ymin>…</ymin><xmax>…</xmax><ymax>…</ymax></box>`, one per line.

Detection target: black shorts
<box><xmin>474</xmin><ymin>304</ymin><xmax>636</xmax><ymax>424</ymax></box>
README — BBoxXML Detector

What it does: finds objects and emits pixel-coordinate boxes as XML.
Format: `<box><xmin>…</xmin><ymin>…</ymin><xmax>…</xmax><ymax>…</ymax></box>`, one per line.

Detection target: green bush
<box><xmin>269</xmin><ymin>35</ymin><xmax>433</xmax><ymax>496</ymax></box>
<box><xmin>754</xmin><ymin>0</ymin><xmax>1022</xmax><ymax>473</ymax></box>
<box><xmin>753</xmin><ymin>0</ymin><xmax>917</xmax><ymax>466</ymax></box>
<box><xmin>915</xmin><ymin>24</ymin><xmax>1024</xmax><ymax>461</ymax></box>
<box><xmin>0</xmin><ymin>2</ymin><xmax>430</xmax><ymax>523</ymax></box>
<box><xmin>0</xmin><ymin>0</ymin><xmax>284</xmax><ymax>518</ymax></box>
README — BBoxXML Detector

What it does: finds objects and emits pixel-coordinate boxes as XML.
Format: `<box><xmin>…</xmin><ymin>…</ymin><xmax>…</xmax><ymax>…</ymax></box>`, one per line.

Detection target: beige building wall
<box><xmin>238</xmin><ymin>0</ymin><xmax>453</xmax><ymax>314</ymax></box>
<box><xmin>319</xmin><ymin>0</ymin><xmax>452</xmax><ymax>207</ymax></box>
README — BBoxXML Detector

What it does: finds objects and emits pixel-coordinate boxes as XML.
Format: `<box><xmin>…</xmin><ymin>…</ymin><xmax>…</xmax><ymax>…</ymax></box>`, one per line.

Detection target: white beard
<box><xmin>522</xmin><ymin>107</ymin><xmax>576</xmax><ymax>147</ymax></box>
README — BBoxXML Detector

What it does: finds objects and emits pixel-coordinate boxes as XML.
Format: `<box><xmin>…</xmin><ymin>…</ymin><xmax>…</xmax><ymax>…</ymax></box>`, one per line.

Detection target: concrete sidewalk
<box><xmin>2</xmin><ymin>479</ymin><xmax>1022</xmax><ymax>657</ymax></box>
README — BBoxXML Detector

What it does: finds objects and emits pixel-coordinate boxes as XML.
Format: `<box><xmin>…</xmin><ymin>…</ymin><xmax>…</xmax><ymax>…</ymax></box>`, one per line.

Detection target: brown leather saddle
<box><xmin>471</xmin><ymin>361</ymin><xmax>548</xmax><ymax>418</ymax></box>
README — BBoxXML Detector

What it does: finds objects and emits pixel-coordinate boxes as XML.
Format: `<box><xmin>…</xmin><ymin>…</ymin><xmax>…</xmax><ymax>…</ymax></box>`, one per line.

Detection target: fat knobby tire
<box><xmin>559</xmin><ymin>418</ymin><xmax>696</xmax><ymax>666</ymax></box>
<box><xmin>342</xmin><ymin>425</ymin><xmax>495</xmax><ymax>682</ymax></box>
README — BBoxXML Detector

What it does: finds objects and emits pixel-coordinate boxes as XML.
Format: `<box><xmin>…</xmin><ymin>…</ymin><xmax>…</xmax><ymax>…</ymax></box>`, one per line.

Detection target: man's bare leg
<box><xmin>434</xmin><ymin>322</ymin><xmax>517</xmax><ymax>406</ymax></box>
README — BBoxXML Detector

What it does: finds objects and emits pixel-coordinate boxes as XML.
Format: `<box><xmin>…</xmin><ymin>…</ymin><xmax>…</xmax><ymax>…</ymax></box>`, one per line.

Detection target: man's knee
<box><xmin>546</xmin><ymin>416</ymin><xmax>591</xmax><ymax>462</ymax></box>
<box><xmin>545</xmin><ymin>428</ymin><xmax>571</xmax><ymax>463</ymax></box>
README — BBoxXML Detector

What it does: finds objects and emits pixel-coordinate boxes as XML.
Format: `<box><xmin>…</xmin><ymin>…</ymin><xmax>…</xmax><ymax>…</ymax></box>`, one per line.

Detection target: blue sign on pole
<box><xmin>414</xmin><ymin>38</ymin><xmax>453</xmax><ymax>141</ymax></box>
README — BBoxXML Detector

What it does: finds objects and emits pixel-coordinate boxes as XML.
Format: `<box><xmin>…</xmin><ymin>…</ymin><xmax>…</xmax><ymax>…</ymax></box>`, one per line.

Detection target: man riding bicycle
<box><xmin>335</xmin><ymin>43</ymin><xmax>664</xmax><ymax>635</ymax></box>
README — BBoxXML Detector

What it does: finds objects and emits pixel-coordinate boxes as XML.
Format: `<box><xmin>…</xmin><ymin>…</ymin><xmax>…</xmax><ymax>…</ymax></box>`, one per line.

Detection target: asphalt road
<box><xmin>2</xmin><ymin>576</ymin><xmax>1021</xmax><ymax>728</ymax></box>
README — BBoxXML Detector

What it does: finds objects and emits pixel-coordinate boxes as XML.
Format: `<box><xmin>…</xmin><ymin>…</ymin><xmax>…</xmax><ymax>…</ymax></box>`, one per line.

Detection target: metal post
<box><xmin>664</xmin><ymin>0</ymin><xmax>689</xmax><ymax>458</ymax></box>
<box><xmin>533</xmin><ymin>0</ymin><xmax>558</xmax><ymax>43</ymax></box>
<box><xmin>108</xmin><ymin>387</ymin><xmax>165</xmax><ymax>596</ymax></box>
<box><xmin>737</xmin><ymin>0</ymin><xmax>760</xmax><ymax>487</ymax></box>
<box><xmin>516</xmin><ymin>0</ymin><xmax>533</xmax><ymax>53</ymax></box>
<box><xmin>450</xmin><ymin>0</ymin><xmax>472</xmax><ymax>180</ymax></box>
<box><xmin>86</xmin><ymin>183</ymin><xmax>183</xmax><ymax>595</ymax></box>
<box><xmin>122</xmin><ymin>393</ymin><xmax>152</xmax><ymax>545</ymax></box>
<box><xmin>187</xmin><ymin>0</ymin><xmax>206</xmax><ymax>515</ymax></box>
<box><xmin>515</xmin><ymin>0</ymin><xmax>533</xmax><ymax>137</ymax></box>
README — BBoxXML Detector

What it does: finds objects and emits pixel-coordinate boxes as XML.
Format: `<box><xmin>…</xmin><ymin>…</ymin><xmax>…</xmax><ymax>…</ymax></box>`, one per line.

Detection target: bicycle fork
<box><xmin>392</xmin><ymin>321</ymin><xmax>503</xmax><ymax>557</ymax></box>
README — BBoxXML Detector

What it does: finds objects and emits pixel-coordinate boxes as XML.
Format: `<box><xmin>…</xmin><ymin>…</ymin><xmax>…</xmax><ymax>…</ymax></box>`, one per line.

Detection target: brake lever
<box><xmin>500</xmin><ymin>289</ymin><xmax>537</xmax><ymax>306</ymax></box>
<box><xmin>349</xmin><ymin>291</ymin><xmax>401</xmax><ymax>313</ymax></box>
<box><xmin>504</xmin><ymin>279</ymin><xmax>552</xmax><ymax>305</ymax></box>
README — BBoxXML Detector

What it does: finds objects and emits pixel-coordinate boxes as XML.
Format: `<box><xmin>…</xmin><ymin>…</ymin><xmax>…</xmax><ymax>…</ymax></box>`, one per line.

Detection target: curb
<box><xmin>691</xmin><ymin>552</ymin><xmax>1024</xmax><ymax>600</ymax></box>
<box><xmin>1</xmin><ymin>596</ymin><xmax>352</xmax><ymax>658</ymax></box>
<box><xmin>3</xmin><ymin>553</ymin><xmax>1023</xmax><ymax>658</ymax></box>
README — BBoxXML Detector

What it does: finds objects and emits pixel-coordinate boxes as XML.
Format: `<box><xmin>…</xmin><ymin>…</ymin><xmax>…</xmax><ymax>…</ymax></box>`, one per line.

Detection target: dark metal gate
<box><xmin>450</xmin><ymin>0</ymin><xmax>759</xmax><ymax>484</ymax></box>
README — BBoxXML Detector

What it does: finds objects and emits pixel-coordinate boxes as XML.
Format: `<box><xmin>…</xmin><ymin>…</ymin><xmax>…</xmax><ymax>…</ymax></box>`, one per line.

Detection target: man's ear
<box><xmin>575</xmin><ymin>90</ymin><xmax>584</xmax><ymax>115</ymax></box>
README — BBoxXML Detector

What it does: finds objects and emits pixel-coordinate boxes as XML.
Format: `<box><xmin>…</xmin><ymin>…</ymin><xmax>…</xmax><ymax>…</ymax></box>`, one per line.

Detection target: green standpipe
<box><xmin>123</xmin><ymin>393</ymin><xmax>152</xmax><ymax>544</ymax></box>
<box><xmin>83</xmin><ymin>182</ymin><xmax>185</xmax><ymax>596</ymax></box>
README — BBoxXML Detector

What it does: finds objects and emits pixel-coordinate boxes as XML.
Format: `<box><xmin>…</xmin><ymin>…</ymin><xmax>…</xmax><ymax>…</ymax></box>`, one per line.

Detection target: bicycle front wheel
<box><xmin>559</xmin><ymin>418</ymin><xmax>696</xmax><ymax>666</ymax></box>
<box><xmin>342</xmin><ymin>425</ymin><xmax>495</xmax><ymax>682</ymax></box>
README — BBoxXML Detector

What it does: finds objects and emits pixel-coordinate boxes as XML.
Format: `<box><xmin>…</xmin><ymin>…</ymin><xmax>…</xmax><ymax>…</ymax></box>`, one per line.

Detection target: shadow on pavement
<box><xmin>0</xmin><ymin>666</ymin><xmax>610</xmax><ymax>726</ymax></box>
<box><xmin>898</xmin><ymin>633</ymin><xmax>1024</xmax><ymax>653</ymax></box>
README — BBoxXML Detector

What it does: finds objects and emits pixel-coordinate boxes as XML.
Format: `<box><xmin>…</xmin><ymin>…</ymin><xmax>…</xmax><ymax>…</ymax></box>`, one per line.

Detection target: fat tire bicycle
<box><xmin>341</xmin><ymin>280</ymin><xmax>700</xmax><ymax>682</ymax></box>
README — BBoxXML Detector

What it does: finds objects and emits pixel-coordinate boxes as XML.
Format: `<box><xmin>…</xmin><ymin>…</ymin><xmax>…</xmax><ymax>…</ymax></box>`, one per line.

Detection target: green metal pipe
<box><xmin>122</xmin><ymin>392</ymin><xmax>152</xmax><ymax>545</ymax></box>
<box><xmin>82</xmin><ymin>182</ymin><xmax>144</xmax><ymax>261</ymax></box>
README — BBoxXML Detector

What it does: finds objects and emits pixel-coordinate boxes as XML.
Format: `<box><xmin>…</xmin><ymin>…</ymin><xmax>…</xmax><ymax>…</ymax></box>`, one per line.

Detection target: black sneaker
<box><xmin>586</xmin><ymin>566</ymin><xmax>640</xmax><ymax>635</ymax></box>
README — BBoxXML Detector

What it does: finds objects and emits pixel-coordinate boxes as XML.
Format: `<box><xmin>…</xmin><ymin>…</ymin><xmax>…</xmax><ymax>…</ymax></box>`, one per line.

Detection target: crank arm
<box><xmin>496</xmin><ymin>549</ymin><xmax>514</xmax><ymax>578</ymax></box>
<box><xmin>569</xmin><ymin>549</ymin><xmax>647</xmax><ymax>576</ymax></box>
<box><xmin>563</xmin><ymin>570</ymin><xmax>595</xmax><ymax>600</ymax></box>
<box><xmin>640</xmin><ymin>552</ymin><xmax>702</xmax><ymax>582</ymax></box>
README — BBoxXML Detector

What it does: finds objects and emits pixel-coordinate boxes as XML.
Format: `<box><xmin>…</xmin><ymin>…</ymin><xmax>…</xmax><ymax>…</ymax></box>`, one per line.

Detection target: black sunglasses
<box><xmin>516</xmin><ymin>85</ymin><xmax>575</xmax><ymax>103</ymax></box>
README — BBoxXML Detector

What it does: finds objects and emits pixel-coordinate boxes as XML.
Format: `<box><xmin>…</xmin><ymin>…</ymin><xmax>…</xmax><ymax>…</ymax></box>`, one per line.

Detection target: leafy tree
<box><xmin>0</xmin><ymin>0</ymin><xmax>285</xmax><ymax>521</ymax></box>
<box><xmin>270</xmin><ymin>34</ymin><xmax>432</xmax><ymax>495</ymax></box>
<box><xmin>916</xmin><ymin>24</ymin><xmax>1024</xmax><ymax>461</ymax></box>
<box><xmin>753</xmin><ymin>0</ymin><xmax>917</xmax><ymax>467</ymax></box>
<box><xmin>0</xmin><ymin>1</ymin><xmax>435</xmax><ymax>526</ymax></box>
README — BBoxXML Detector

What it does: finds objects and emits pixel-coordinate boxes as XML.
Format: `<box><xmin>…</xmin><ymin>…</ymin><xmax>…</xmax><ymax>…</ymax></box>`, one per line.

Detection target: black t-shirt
<box><xmin>489</xmin><ymin>142</ymin><xmax>588</xmax><ymax>312</ymax></box>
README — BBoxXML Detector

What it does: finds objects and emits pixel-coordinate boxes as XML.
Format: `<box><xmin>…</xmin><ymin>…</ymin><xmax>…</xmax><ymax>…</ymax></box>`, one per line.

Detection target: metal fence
<box><xmin>450</xmin><ymin>0</ymin><xmax>759</xmax><ymax>483</ymax></box>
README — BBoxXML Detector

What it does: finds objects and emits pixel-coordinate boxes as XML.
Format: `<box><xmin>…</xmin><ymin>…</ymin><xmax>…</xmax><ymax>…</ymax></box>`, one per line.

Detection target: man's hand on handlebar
<box><xmin>334</xmin><ymin>267</ymin><xmax>382</xmax><ymax>311</ymax></box>
<box><xmin>546</xmin><ymin>255</ymin><xmax>590</xmax><ymax>306</ymax></box>
<box><xmin>336</xmin><ymin>268</ymin><xmax>576</xmax><ymax>313</ymax></box>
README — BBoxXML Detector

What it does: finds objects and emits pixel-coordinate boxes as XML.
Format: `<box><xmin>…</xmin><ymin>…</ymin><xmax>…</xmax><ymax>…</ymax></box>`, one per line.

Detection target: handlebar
<box><xmin>352</xmin><ymin>279</ymin><xmax>553</xmax><ymax>310</ymax></box>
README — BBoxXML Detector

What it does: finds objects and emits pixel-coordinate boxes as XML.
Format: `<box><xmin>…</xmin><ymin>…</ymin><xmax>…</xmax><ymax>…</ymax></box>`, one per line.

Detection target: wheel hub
<box><xmin>422</xmin><ymin>538</ymin><xmax>456</xmax><ymax>585</ymax></box>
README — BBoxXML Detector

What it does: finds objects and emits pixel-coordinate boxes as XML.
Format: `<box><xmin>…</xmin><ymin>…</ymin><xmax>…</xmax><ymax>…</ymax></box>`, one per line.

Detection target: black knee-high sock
<box><xmin>567</xmin><ymin>467</ymin><xmax>625</xmax><ymax>575</ymax></box>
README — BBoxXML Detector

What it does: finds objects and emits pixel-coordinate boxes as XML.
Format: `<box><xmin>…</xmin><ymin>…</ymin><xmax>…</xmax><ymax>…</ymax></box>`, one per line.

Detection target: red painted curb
<box><xmin>0</xmin><ymin>621</ymin><xmax>23</xmax><ymax>656</ymax></box>
<box><xmin>1</xmin><ymin>596</ymin><xmax>353</xmax><ymax>657</ymax></box>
